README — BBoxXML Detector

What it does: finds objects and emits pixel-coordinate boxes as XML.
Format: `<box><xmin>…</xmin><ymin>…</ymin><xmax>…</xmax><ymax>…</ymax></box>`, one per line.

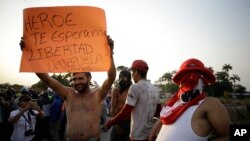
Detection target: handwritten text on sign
<box><xmin>20</xmin><ymin>6</ymin><xmax>111</xmax><ymax>73</ymax></box>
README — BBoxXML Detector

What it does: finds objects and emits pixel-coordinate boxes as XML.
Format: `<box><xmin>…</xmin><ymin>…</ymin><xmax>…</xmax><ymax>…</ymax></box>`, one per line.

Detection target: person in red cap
<box><xmin>105</xmin><ymin>59</ymin><xmax>162</xmax><ymax>141</ymax></box>
<box><xmin>149</xmin><ymin>58</ymin><xmax>231</xmax><ymax>141</ymax></box>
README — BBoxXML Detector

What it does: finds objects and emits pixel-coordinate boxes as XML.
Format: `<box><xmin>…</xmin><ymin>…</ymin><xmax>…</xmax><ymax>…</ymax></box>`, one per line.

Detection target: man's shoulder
<box><xmin>200</xmin><ymin>97</ymin><xmax>225</xmax><ymax>110</ymax></box>
<box><xmin>130</xmin><ymin>83</ymin><xmax>141</xmax><ymax>90</ymax></box>
<box><xmin>112</xmin><ymin>87</ymin><xmax>123</xmax><ymax>95</ymax></box>
<box><xmin>204</xmin><ymin>97</ymin><xmax>221</xmax><ymax>104</ymax></box>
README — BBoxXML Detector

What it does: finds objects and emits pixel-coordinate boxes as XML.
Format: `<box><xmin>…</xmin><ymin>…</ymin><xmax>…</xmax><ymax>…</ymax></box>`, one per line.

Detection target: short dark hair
<box><xmin>119</xmin><ymin>70</ymin><xmax>131</xmax><ymax>80</ymax></box>
<box><xmin>19</xmin><ymin>95</ymin><xmax>32</xmax><ymax>103</ymax></box>
<box><xmin>72</xmin><ymin>72</ymin><xmax>92</xmax><ymax>77</ymax></box>
<box><xmin>132</xmin><ymin>69</ymin><xmax>147</xmax><ymax>78</ymax></box>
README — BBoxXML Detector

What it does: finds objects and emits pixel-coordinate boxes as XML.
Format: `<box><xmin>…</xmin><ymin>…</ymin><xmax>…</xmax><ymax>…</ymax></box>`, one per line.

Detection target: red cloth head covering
<box><xmin>160</xmin><ymin>58</ymin><xmax>215</xmax><ymax>125</ymax></box>
<box><xmin>173</xmin><ymin>58</ymin><xmax>215</xmax><ymax>86</ymax></box>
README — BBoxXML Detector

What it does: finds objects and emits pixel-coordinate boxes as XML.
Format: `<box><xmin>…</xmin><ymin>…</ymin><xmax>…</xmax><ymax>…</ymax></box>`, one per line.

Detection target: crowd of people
<box><xmin>0</xmin><ymin>86</ymin><xmax>66</xmax><ymax>141</ymax></box>
<box><xmin>0</xmin><ymin>35</ymin><xmax>232</xmax><ymax>141</ymax></box>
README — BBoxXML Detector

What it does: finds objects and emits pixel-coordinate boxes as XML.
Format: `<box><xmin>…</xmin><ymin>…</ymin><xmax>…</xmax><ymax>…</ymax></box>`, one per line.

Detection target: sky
<box><xmin>1</xmin><ymin>0</ymin><xmax>250</xmax><ymax>91</ymax></box>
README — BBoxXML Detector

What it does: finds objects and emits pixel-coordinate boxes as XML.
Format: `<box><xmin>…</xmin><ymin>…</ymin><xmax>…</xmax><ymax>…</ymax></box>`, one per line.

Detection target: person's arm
<box><xmin>206</xmin><ymin>97</ymin><xmax>231</xmax><ymax>141</ymax></box>
<box><xmin>149</xmin><ymin>120</ymin><xmax>162</xmax><ymax>141</ymax></box>
<box><xmin>111</xmin><ymin>88</ymin><xmax>119</xmax><ymax>117</ymax></box>
<box><xmin>99</xmin><ymin>36</ymin><xmax>116</xmax><ymax>101</ymax></box>
<box><xmin>35</xmin><ymin>108</ymin><xmax>44</xmax><ymax>119</ymax></box>
<box><xmin>154</xmin><ymin>104</ymin><xmax>162</xmax><ymax>117</ymax></box>
<box><xmin>36</xmin><ymin>73</ymin><xmax>71</xmax><ymax>100</ymax></box>
<box><xmin>32</xmin><ymin>102</ymin><xmax>44</xmax><ymax>119</ymax></box>
<box><xmin>9</xmin><ymin>110</ymin><xmax>25</xmax><ymax>123</ymax></box>
<box><xmin>8</xmin><ymin>101</ymin><xmax>33</xmax><ymax>123</ymax></box>
<box><xmin>105</xmin><ymin>104</ymin><xmax>133</xmax><ymax>129</ymax></box>
<box><xmin>19</xmin><ymin>37</ymin><xmax>71</xmax><ymax>100</ymax></box>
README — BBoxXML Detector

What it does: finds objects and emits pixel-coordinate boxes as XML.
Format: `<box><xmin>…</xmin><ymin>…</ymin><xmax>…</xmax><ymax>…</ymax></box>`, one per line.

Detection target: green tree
<box><xmin>155</xmin><ymin>71</ymin><xmax>178</xmax><ymax>94</ymax></box>
<box><xmin>31</xmin><ymin>80</ymin><xmax>47</xmax><ymax>91</ymax></box>
<box><xmin>0</xmin><ymin>83</ymin><xmax>23</xmax><ymax>92</ymax></box>
<box><xmin>210</xmin><ymin>64</ymin><xmax>242</xmax><ymax>97</ymax></box>
<box><xmin>52</xmin><ymin>73</ymin><xmax>71</xmax><ymax>86</ymax></box>
<box><xmin>230</xmin><ymin>74</ymin><xmax>240</xmax><ymax>93</ymax></box>
<box><xmin>230</xmin><ymin>74</ymin><xmax>240</xmax><ymax>84</ymax></box>
<box><xmin>159</xmin><ymin>72</ymin><xmax>173</xmax><ymax>83</ymax></box>
<box><xmin>31</xmin><ymin>73</ymin><xmax>72</xmax><ymax>91</ymax></box>
<box><xmin>234</xmin><ymin>84</ymin><xmax>246</xmax><ymax>94</ymax></box>
<box><xmin>157</xmin><ymin>64</ymin><xmax>245</xmax><ymax>98</ymax></box>
<box><xmin>12</xmin><ymin>84</ymin><xmax>26</xmax><ymax>92</ymax></box>
<box><xmin>222</xmin><ymin>64</ymin><xmax>232</xmax><ymax>72</ymax></box>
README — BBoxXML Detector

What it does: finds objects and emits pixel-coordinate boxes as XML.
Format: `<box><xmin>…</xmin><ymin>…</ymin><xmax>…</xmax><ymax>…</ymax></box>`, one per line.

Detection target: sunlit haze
<box><xmin>0</xmin><ymin>0</ymin><xmax>249</xmax><ymax>91</ymax></box>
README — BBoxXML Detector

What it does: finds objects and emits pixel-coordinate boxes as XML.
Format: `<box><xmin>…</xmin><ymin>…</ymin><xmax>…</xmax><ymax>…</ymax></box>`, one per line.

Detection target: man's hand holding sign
<box><xmin>20</xmin><ymin>6</ymin><xmax>116</xmax><ymax>140</ymax></box>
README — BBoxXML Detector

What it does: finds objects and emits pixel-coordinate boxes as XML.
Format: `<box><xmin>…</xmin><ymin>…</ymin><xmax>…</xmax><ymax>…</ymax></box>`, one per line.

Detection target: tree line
<box><xmin>155</xmin><ymin>64</ymin><xmax>247</xmax><ymax>97</ymax></box>
<box><xmin>0</xmin><ymin>64</ymin><xmax>247</xmax><ymax>98</ymax></box>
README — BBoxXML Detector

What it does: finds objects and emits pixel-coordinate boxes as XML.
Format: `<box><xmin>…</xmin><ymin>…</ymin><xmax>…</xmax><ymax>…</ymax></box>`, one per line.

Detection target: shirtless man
<box><xmin>110</xmin><ymin>70</ymin><xmax>132</xmax><ymax>141</ymax></box>
<box><xmin>149</xmin><ymin>58</ymin><xmax>231</xmax><ymax>141</ymax></box>
<box><xmin>20</xmin><ymin>36</ymin><xmax>116</xmax><ymax>140</ymax></box>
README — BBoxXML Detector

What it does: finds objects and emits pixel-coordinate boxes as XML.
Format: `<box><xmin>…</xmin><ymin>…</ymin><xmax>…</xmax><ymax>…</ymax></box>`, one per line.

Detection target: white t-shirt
<box><xmin>9</xmin><ymin>109</ymin><xmax>38</xmax><ymax>141</ymax></box>
<box><xmin>126</xmin><ymin>79</ymin><xmax>160</xmax><ymax>140</ymax></box>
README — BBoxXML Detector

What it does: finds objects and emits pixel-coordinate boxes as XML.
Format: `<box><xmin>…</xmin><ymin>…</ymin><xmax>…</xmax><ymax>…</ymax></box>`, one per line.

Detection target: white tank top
<box><xmin>156</xmin><ymin>99</ymin><xmax>210</xmax><ymax>141</ymax></box>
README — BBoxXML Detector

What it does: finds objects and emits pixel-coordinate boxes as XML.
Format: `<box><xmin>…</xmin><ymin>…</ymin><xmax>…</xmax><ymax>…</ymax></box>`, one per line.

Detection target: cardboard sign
<box><xmin>20</xmin><ymin>6</ymin><xmax>111</xmax><ymax>72</ymax></box>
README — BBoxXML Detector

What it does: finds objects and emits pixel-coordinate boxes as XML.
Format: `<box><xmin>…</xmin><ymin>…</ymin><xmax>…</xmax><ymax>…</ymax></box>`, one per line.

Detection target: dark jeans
<box><xmin>110</xmin><ymin>120</ymin><xmax>130</xmax><ymax>141</ymax></box>
<box><xmin>34</xmin><ymin>117</ymin><xmax>53</xmax><ymax>141</ymax></box>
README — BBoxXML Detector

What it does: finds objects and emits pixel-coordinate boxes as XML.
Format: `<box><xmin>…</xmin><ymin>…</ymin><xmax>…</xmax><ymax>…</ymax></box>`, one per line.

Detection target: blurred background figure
<box><xmin>8</xmin><ymin>95</ymin><xmax>44</xmax><ymax>141</ymax></box>
<box><xmin>49</xmin><ymin>88</ymin><xmax>64</xmax><ymax>141</ymax></box>
<box><xmin>12</xmin><ymin>87</ymin><xmax>30</xmax><ymax>110</ymax></box>
<box><xmin>110</xmin><ymin>70</ymin><xmax>132</xmax><ymax>141</ymax></box>
<box><xmin>0</xmin><ymin>92</ymin><xmax>13</xmax><ymax>141</ymax></box>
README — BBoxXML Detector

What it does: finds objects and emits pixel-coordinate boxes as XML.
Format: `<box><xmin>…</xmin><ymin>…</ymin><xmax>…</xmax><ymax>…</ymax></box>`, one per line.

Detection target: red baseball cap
<box><xmin>130</xmin><ymin>60</ymin><xmax>149</xmax><ymax>72</ymax></box>
<box><xmin>173</xmin><ymin>58</ymin><xmax>215</xmax><ymax>85</ymax></box>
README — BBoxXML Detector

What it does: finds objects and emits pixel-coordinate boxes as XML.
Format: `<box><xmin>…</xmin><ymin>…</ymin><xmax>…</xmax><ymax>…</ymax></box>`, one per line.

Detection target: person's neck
<box><xmin>77</xmin><ymin>88</ymin><xmax>92</xmax><ymax>95</ymax></box>
<box><xmin>138</xmin><ymin>78</ymin><xmax>147</xmax><ymax>82</ymax></box>
<box><xmin>119</xmin><ymin>86</ymin><xmax>130</xmax><ymax>93</ymax></box>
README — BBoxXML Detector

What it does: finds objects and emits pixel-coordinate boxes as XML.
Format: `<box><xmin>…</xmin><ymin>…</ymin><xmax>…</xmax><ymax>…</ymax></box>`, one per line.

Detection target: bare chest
<box><xmin>65</xmin><ymin>93</ymin><xmax>102</xmax><ymax>139</ymax></box>
<box><xmin>116</xmin><ymin>90</ymin><xmax>128</xmax><ymax>109</ymax></box>
<box><xmin>67</xmin><ymin>93</ymin><xmax>101</xmax><ymax>113</ymax></box>
<box><xmin>118</xmin><ymin>90</ymin><xmax>128</xmax><ymax>103</ymax></box>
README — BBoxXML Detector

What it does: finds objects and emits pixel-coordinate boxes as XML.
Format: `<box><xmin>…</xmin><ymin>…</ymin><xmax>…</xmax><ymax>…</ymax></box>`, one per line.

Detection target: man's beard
<box><xmin>74</xmin><ymin>82</ymin><xmax>89</xmax><ymax>93</ymax></box>
<box><xmin>119</xmin><ymin>80</ymin><xmax>131</xmax><ymax>92</ymax></box>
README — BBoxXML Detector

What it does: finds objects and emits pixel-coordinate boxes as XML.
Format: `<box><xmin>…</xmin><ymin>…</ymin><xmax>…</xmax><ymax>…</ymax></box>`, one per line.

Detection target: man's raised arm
<box><xmin>36</xmin><ymin>73</ymin><xmax>70</xmax><ymax>100</ymax></box>
<box><xmin>19</xmin><ymin>37</ymin><xmax>71</xmax><ymax>100</ymax></box>
<box><xmin>99</xmin><ymin>36</ymin><xmax>116</xmax><ymax>101</ymax></box>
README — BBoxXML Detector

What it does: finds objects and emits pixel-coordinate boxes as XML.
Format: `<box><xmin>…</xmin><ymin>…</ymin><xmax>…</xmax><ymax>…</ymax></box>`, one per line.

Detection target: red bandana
<box><xmin>160</xmin><ymin>91</ymin><xmax>206</xmax><ymax>125</ymax></box>
<box><xmin>160</xmin><ymin>72</ymin><xmax>207</xmax><ymax>125</ymax></box>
